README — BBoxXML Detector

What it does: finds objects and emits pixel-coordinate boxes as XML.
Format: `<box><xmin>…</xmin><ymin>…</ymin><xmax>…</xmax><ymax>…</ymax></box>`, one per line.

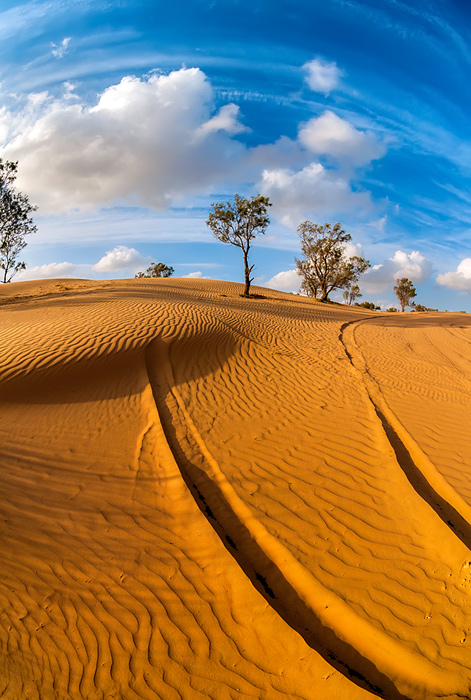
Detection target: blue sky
<box><xmin>1</xmin><ymin>0</ymin><xmax>471</xmax><ymax>309</ymax></box>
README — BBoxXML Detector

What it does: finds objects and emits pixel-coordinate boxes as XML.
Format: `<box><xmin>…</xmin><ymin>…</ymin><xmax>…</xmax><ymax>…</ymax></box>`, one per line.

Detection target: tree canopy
<box><xmin>393</xmin><ymin>277</ymin><xmax>417</xmax><ymax>312</ymax></box>
<box><xmin>295</xmin><ymin>222</ymin><xmax>370</xmax><ymax>302</ymax></box>
<box><xmin>206</xmin><ymin>194</ymin><xmax>271</xmax><ymax>297</ymax></box>
<box><xmin>0</xmin><ymin>160</ymin><xmax>37</xmax><ymax>283</ymax></box>
<box><xmin>135</xmin><ymin>262</ymin><xmax>174</xmax><ymax>278</ymax></box>
<box><xmin>343</xmin><ymin>284</ymin><xmax>362</xmax><ymax>305</ymax></box>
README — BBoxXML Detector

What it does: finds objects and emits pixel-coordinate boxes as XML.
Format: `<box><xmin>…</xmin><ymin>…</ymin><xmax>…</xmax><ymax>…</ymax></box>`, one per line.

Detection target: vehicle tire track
<box><xmin>144</xmin><ymin>337</ymin><xmax>470</xmax><ymax>700</ymax></box>
<box><xmin>340</xmin><ymin>318</ymin><xmax>471</xmax><ymax>550</ymax></box>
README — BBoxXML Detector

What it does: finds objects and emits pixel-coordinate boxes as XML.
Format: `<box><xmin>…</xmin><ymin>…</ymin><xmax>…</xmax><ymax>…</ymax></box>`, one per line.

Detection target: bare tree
<box><xmin>295</xmin><ymin>222</ymin><xmax>370</xmax><ymax>302</ymax></box>
<box><xmin>393</xmin><ymin>277</ymin><xmax>417</xmax><ymax>312</ymax></box>
<box><xmin>0</xmin><ymin>160</ymin><xmax>37</xmax><ymax>283</ymax></box>
<box><xmin>206</xmin><ymin>194</ymin><xmax>271</xmax><ymax>297</ymax></box>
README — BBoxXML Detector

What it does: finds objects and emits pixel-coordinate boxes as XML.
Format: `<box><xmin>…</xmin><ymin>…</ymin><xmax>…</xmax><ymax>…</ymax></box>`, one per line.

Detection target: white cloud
<box><xmin>51</xmin><ymin>37</ymin><xmax>71</xmax><ymax>59</ymax></box>
<box><xmin>181</xmin><ymin>271</ymin><xmax>212</xmax><ymax>279</ymax></box>
<box><xmin>259</xmin><ymin>162</ymin><xmax>372</xmax><ymax>227</ymax></box>
<box><xmin>368</xmin><ymin>215</ymin><xmax>388</xmax><ymax>233</ymax></box>
<box><xmin>344</xmin><ymin>241</ymin><xmax>364</xmax><ymax>258</ymax></box>
<box><xmin>1</xmin><ymin>67</ymin><xmax>246</xmax><ymax>214</ymax></box>
<box><xmin>436</xmin><ymin>258</ymin><xmax>471</xmax><ymax>291</ymax></box>
<box><xmin>93</xmin><ymin>245</ymin><xmax>145</xmax><ymax>272</ymax></box>
<box><xmin>299</xmin><ymin>111</ymin><xmax>385</xmax><ymax>166</ymax></box>
<box><xmin>16</xmin><ymin>261</ymin><xmax>78</xmax><ymax>280</ymax></box>
<box><xmin>264</xmin><ymin>269</ymin><xmax>302</xmax><ymax>292</ymax></box>
<box><xmin>303</xmin><ymin>58</ymin><xmax>343</xmax><ymax>94</ymax></box>
<box><xmin>362</xmin><ymin>250</ymin><xmax>433</xmax><ymax>293</ymax></box>
<box><xmin>196</xmin><ymin>103</ymin><xmax>247</xmax><ymax>137</ymax></box>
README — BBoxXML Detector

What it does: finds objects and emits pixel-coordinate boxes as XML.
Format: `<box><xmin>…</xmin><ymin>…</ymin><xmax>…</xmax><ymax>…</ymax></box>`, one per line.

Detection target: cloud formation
<box><xmin>264</xmin><ymin>269</ymin><xmax>302</xmax><ymax>292</ymax></box>
<box><xmin>93</xmin><ymin>246</ymin><xmax>145</xmax><ymax>272</ymax></box>
<box><xmin>16</xmin><ymin>261</ymin><xmax>78</xmax><ymax>280</ymax></box>
<box><xmin>362</xmin><ymin>250</ymin><xmax>433</xmax><ymax>293</ymax></box>
<box><xmin>303</xmin><ymin>58</ymin><xmax>342</xmax><ymax>94</ymax></box>
<box><xmin>182</xmin><ymin>271</ymin><xmax>212</xmax><ymax>279</ymax></box>
<box><xmin>2</xmin><ymin>68</ymin><xmax>246</xmax><ymax>214</ymax></box>
<box><xmin>259</xmin><ymin>162</ymin><xmax>372</xmax><ymax>227</ymax></box>
<box><xmin>51</xmin><ymin>37</ymin><xmax>71</xmax><ymax>59</ymax></box>
<box><xmin>299</xmin><ymin>111</ymin><xmax>385</xmax><ymax>166</ymax></box>
<box><xmin>1</xmin><ymin>66</ymin><xmax>387</xmax><ymax>235</ymax></box>
<box><xmin>436</xmin><ymin>258</ymin><xmax>471</xmax><ymax>291</ymax></box>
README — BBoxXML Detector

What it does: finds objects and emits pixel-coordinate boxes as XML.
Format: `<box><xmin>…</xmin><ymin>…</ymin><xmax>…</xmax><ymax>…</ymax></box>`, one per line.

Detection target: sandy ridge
<box><xmin>147</xmin><ymin>332</ymin><xmax>470</xmax><ymax>700</ymax></box>
<box><xmin>341</xmin><ymin>319</ymin><xmax>471</xmax><ymax>546</ymax></box>
<box><xmin>1</xmin><ymin>279</ymin><xmax>471</xmax><ymax>699</ymax></box>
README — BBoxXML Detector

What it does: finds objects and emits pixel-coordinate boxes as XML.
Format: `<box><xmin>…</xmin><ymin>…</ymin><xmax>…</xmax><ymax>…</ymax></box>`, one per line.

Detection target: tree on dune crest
<box><xmin>206</xmin><ymin>194</ymin><xmax>271</xmax><ymax>297</ymax></box>
<box><xmin>135</xmin><ymin>262</ymin><xmax>174</xmax><ymax>278</ymax></box>
<box><xmin>394</xmin><ymin>277</ymin><xmax>417</xmax><ymax>312</ymax></box>
<box><xmin>0</xmin><ymin>159</ymin><xmax>37</xmax><ymax>283</ymax></box>
<box><xmin>343</xmin><ymin>284</ymin><xmax>362</xmax><ymax>305</ymax></box>
<box><xmin>295</xmin><ymin>222</ymin><xmax>370</xmax><ymax>302</ymax></box>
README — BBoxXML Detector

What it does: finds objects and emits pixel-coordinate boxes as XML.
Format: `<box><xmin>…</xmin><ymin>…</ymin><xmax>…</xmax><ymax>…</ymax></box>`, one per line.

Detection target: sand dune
<box><xmin>0</xmin><ymin>278</ymin><xmax>470</xmax><ymax>700</ymax></box>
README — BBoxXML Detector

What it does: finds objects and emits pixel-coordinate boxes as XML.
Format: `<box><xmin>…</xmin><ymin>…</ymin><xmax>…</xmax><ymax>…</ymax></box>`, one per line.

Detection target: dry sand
<box><xmin>0</xmin><ymin>277</ymin><xmax>470</xmax><ymax>700</ymax></box>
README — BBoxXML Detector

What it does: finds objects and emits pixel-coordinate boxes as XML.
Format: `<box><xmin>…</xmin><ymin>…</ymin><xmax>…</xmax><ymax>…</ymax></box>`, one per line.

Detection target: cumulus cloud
<box><xmin>1</xmin><ymin>67</ymin><xmax>246</xmax><ymax>213</ymax></box>
<box><xmin>196</xmin><ymin>103</ymin><xmax>247</xmax><ymax>137</ymax></box>
<box><xmin>362</xmin><ymin>250</ymin><xmax>433</xmax><ymax>293</ymax></box>
<box><xmin>344</xmin><ymin>241</ymin><xmax>365</xmax><ymax>258</ymax></box>
<box><xmin>16</xmin><ymin>262</ymin><xmax>78</xmax><ymax>280</ymax></box>
<box><xmin>182</xmin><ymin>271</ymin><xmax>212</xmax><ymax>279</ymax></box>
<box><xmin>93</xmin><ymin>246</ymin><xmax>145</xmax><ymax>272</ymax></box>
<box><xmin>303</xmin><ymin>58</ymin><xmax>343</xmax><ymax>94</ymax></box>
<box><xmin>259</xmin><ymin>162</ymin><xmax>372</xmax><ymax>227</ymax></box>
<box><xmin>299</xmin><ymin>111</ymin><xmax>385</xmax><ymax>166</ymax></box>
<box><xmin>436</xmin><ymin>258</ymin><xmax>471</xmax><ymax>291</ymax></box>
<box><xmin>264</xmin><ymin>269</ymin><xmax>302</xmax><ymax>292</ymax></box>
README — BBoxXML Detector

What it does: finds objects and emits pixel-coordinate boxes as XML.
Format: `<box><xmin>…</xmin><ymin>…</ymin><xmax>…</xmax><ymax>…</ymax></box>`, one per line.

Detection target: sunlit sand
<box><xmin>1</xmin><ymin>277</ymin><xmax>470</xmax><ymax>699</ymax></box>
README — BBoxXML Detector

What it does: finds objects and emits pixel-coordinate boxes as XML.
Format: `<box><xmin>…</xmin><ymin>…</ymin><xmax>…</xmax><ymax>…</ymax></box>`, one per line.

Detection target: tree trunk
<box><xmin>243</xmin><ymin>251</ymin><xmax>252</xmax><ymax>297</ymax></box>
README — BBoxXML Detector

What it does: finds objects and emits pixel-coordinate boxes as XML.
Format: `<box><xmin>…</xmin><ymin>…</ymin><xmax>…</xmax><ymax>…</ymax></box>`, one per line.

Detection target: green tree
<box><xmin>355</xmin><ymin>301</ymin><xmax>381</xmax><ymax>310</ymax></box>
<box><xmin>206</xmin><ymin>194</ymin><xmax>271</xmax><ymax>297</ymax></box>
<box><xmin>343</xmin><ymin>284</ymin><xmax>362</xmax><ymax>305</ymax></box>
<box><xmin>411</xmin><ymin>303</ymin><xmax>438</xmax><ymax>312</ymax></box>
<box><xmin>393</xmin><ymin>277</ymin><xmax>417</xmax><ymax>312</ymax></box>
<box><xmin>0</xmin><ymin>160</ymin><xmax>37</xmax><ymax>283</ymax></box>
<box><xmin>135</xmin><ymin>262</ymin><xmax>174</xmax><ymax>278</ymax></box>
<box><xmin>295</xmin><ymin>222</ymin><xmax>370</xmax><ymax>302</ymax></box>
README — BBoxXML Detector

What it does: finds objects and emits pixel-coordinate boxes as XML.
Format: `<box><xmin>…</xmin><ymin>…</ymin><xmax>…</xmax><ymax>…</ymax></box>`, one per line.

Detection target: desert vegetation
<box><xmin>0</xmin><ymin>159</ymin><xmax>37</xmax><ymax>283</ymax></box>
<box><xmin>207</xmin><ymin>194</ymin><xmax>271</xmax><ymax>297</ymax></box>
<box><xmin>295</xmin><ymin>222</ymin><xmax>370</xmax><ymax>302</ymax></box>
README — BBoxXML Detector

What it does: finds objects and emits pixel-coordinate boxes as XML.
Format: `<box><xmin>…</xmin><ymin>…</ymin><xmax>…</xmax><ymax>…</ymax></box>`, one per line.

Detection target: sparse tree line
<box><xmin>0</xmin><ymin>165</ymin><xmax>442</xmax><ymax>312</ymax></box>
<box><xmin>204</xmin><ymin>193</ymin><xmax>423</xmax><ymax>311</ymax></box>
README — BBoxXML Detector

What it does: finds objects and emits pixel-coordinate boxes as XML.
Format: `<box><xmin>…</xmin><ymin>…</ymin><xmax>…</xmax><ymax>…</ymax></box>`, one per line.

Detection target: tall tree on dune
<box><xmin>207</xmin><ymin>194</ymin><xmax>271</xmax><ymax>297</ymax></box>
<box><xmin>0</xmin><ymin>160</ymin><xmax>37</xmax><ymax>283</ymax></box>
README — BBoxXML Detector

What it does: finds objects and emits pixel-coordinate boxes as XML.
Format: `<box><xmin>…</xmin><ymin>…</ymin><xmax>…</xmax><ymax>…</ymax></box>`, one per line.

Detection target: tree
<box><xmin>0</xmin><ymin>160</ymin><xmax>37</xmax><ymax>283</ymax></box>
<box><xmin>355</xmin><ymin>301</ymin><xmax>381</xmax><ymax>310</ymax></box>
<box><xmin>411</xmin><ymin>303</ymin><xmax>438</xmax><ymax>312</ymax></box>
<box><xmin>135</xmin><ymin>262</ymin><xmax>174</xmax><ymax>278</ymax></box>
<box><xmin>393</xmin><ymin>277</ymin><xmax>417</xmax><ymax>312</ymax></box>
<box><xmin>295</xmin><ymin>222</ymin><xmax>370</xmax><ymax>302</ymax></box>
<box><xmin>343</xmin><ymin>284</ymin><xmax>362</xmax><ymax>305</ymax></box>
<box><xmin>206</xmin><ymin>194</ymin><xmax>271</xmax><ymax>297</ymax></box>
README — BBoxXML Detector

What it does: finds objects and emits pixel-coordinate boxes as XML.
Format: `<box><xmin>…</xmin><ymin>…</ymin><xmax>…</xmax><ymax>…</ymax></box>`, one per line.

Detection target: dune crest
<box><xmin>0</xmin><ymin>278</ymin><xmax>470</xmax><ymax>699</ymax></box>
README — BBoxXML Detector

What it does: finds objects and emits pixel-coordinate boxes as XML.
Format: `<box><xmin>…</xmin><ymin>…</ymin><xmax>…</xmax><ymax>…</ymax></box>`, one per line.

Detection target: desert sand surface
<box><xmin>1</xmin><ymin>277</ymin><xmax>471</xmax><ymax>700</ymax></box>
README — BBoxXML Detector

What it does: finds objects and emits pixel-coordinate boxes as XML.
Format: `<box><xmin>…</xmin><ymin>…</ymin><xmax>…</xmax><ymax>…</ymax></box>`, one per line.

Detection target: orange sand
<box><xmin>0</xmin><ymin>277</ymin><xmax>470</xmax><ymax>700</ymax></box>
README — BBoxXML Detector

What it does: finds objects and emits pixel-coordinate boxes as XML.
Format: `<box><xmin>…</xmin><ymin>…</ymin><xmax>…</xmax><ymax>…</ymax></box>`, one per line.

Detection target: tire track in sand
<box><xmin>340</xmin><ymin>318</ymin><xmax>471</xmax><ymax>551</ymax></box>
<box><xmin>145</xmin><ymin>337</ymin><xmax>470</xmax><ymax>700</ymax></box>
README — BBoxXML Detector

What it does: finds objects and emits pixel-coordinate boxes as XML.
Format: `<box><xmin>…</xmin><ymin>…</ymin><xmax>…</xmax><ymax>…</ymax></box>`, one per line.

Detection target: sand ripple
<box><xmin>1</xmin><ymin>279</ymin><xmax>470</xmax><ymax>699</ymax></box>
